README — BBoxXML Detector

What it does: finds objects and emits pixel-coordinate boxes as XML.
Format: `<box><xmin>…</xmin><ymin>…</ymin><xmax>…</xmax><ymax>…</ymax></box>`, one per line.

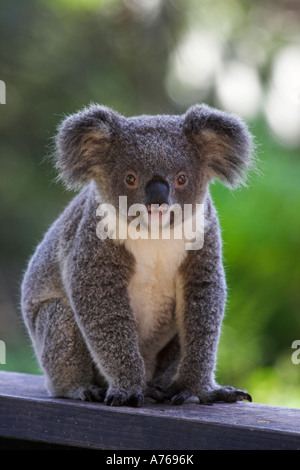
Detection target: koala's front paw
<box><xmin>167</xmin><ymin>383</ymin><xmax>252</xmax><ymax>405</ymax></box>
<box><xmin>104</xmin><ymin>388</ymin><xmax>144</xmax><ymax>407</ymax></box>
<box><xmin>197</xmin><ymin>385</ymin><xmax>252</xmax><ymax>404</ymax></box>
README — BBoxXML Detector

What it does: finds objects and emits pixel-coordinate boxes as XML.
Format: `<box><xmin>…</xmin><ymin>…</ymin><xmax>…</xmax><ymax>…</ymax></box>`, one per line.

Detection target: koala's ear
<box><xmin>183</xmin><ymin>104</ymin><xmax>254</xmax><ymax>188</ymax></box>
<box><xmin>54</xmin><ymin>104</ymin><xmax>121</xmax><ymax>189</ymax></box>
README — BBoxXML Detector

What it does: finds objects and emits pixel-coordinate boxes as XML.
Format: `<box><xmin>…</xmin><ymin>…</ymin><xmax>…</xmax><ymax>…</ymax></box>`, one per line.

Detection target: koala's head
<box><xmin>55</xmin><ymin>103</ymin><xmax>254</xmax><ymax>226</ymax></box>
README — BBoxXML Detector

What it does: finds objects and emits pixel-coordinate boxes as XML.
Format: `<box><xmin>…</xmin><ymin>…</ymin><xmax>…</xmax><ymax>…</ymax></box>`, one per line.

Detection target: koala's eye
<box><xmin>175</xmin><ymin>173</ymin><xmax>187</xmax><ymax>188</ymax></box>
<box><xmin>125</xmin><ymin>173</ymin><xmax>138</xmax><ymax>188</ymax></box>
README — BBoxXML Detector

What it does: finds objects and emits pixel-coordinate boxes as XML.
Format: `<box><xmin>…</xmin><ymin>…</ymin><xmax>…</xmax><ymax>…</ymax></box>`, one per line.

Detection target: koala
<box><xmin>21</xmin><ymin>103</ymin><xmax>253</xmax><ymax>407</ymax></box>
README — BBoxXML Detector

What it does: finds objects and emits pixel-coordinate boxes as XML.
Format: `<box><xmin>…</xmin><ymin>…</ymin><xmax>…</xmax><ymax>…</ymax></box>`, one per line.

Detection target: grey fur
<box><xmin>21</xmin><ymin>103</ymin><xmax>253</xmax><ymax>406</ymax></box>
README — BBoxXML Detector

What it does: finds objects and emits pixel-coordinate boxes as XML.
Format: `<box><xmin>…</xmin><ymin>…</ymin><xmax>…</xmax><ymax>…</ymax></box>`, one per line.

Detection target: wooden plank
<box><xmin>0</xmin><ymin>371</ymin><xmax>300</xmax><ymax>450</ymax></box>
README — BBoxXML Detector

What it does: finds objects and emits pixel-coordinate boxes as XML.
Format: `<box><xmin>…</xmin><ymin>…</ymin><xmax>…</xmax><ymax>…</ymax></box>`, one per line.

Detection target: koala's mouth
<box><xmin>147</xmin><ymin>204</ymin><xmax>175</xmax><ymax>228</ymax></box>
<box><xmin>125</xmin><ymin>204</ymin><xmax>175</xmax><ymax>232</ymax></box>
<box><xmin>147</xmin><ymin>203</ymin><xmax>168</xmax><ymax>216</ymax></box>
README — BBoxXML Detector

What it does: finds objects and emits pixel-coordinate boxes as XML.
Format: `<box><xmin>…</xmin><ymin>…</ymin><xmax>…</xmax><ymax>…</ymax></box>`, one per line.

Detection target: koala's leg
<box><xmin>167</xmin><ymin>219</ymin><xmax>252</xmax><ymax>405</ymax></box>
<box><xmin>25</xmin><ymin>298</ymin><xmax>107</xmax><ymax>401</ymax></box>
<box><xmin>69</xmin><ymin>262</ymin><xmax>146</xmax><ymax>407</ymax></box>
<box><xmin>71</xmin><ymin>292</ymin><xmax>146</xmax><ymax>408</ymax></box>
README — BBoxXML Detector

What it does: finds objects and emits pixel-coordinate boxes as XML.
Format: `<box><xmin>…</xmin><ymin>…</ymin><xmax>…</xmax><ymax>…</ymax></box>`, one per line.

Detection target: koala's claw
<box><xmin>234</xmin><ymin>390</ymin><xmax>252</xmax><ymax>402</ymax></box>
<box><xmin>105</xmin><ymin>390</ymin><xmax>144</xmax><ymax>407</ymax></box>
<box><xmin>170</xmin><ymin>390</ymin><xmax>192</xmax><ymax>405</ymax></box>
<box><xmin>127</xmin><ymin>393</ymin><xmax>144</xmax><ymax>407</ymax></box>
<box><xmin>82</xmin><ymin>388</ymin><xmax>104</xmax><ymax>402</ymax></box>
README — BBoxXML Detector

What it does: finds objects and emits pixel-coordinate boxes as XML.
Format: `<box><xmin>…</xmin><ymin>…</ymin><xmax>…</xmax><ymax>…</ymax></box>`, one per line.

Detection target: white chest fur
<box><xmin>125</xmin><ymin>237</ymin><xmax>187</xmax><ymax>352</ymax></box>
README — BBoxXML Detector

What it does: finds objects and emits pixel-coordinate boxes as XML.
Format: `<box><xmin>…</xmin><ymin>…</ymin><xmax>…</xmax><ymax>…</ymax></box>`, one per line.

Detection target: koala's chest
<box><xmin>125</xmin><ymin>238</ymin><xmax>187</xmax><ymax>342</ymax></box>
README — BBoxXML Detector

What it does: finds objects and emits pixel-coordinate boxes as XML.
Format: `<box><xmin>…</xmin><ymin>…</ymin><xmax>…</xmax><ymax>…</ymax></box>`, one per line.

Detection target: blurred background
<box><xmin>0</xmin><ymin>0</ymin><xmax>300</xmax><ymax>407</ymax></box>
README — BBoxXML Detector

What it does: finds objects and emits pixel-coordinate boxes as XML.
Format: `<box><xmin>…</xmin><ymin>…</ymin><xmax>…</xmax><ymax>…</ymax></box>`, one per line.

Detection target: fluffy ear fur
<box><xmin>184</xmin><ymin>104</ymin><xmax>254</xmax><ymax>188</ymax></box>
<box><xmin>54</xmin><ymin>104</ymin><xmax>121</xmax><ymax>189</ymax></box>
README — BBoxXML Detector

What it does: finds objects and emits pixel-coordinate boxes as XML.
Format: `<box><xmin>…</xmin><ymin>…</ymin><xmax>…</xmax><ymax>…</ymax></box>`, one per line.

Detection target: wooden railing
<box><xmin>0</xmin><ymin>371</ymin><xmax>299</xmax><ymax>450</ymax></box>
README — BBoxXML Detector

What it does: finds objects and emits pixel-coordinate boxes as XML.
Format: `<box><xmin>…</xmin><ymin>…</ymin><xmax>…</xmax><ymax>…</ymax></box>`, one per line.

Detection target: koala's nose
<box><xmin>146</xmin><ymin>179</ymin><xmax>169</xmax><ymax>208</ymax></box>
